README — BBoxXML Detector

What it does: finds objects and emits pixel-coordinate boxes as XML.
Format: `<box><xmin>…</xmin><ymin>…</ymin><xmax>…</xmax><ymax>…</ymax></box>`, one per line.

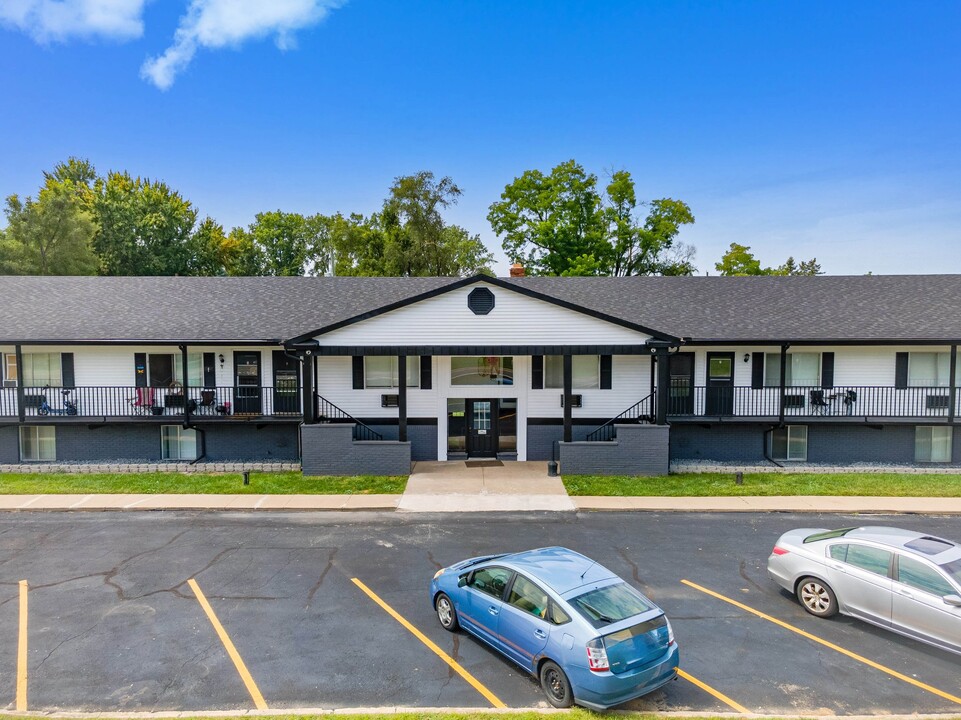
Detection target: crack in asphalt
<box><xmin>615</xmin><ymin>546</ymin><xmax>655</xmax><ymax>597</ymax></box>
<box><xmin>306</xmin><ymin>547</ymin><xmax>338</xmax><ymax>608</ymax></box>
<box><xmin>739</xmin><ymin>558</ymin><xmax>768</xmax><ymax>593</ymax></box>
<box><xmin>426</xmin><ymin>550</ymin><xmax>442</xmax><ymax>571</ymax></box>
<box><xmin>35</xmin><ymin>621</ymin><xmax>100</xmax><ymax>671</ymax></box>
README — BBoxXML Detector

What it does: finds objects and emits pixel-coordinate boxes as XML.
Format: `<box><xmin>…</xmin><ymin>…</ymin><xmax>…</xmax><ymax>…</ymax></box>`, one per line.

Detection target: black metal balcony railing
<box><xmin>666</xmin><ymin>385</ymin><xmax>961</xmax><ymax>419</ymax></box>
<box><xmin>315</xmin><ymin>394</ymin><xmax>383</xmax><ymax>441</ymax></box>
<box><xmin>0</xmin><ymin>385</ymin><xmax>304</xmax><ymax>419</ymax></box>
<box><xmin>586</xmin><ymin>393</ymin><xmax>655</xmax><ymax>442</ymax></box>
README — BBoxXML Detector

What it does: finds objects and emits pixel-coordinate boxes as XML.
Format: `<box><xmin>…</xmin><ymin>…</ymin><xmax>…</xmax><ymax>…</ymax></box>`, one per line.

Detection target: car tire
<box><xmin>540</xmin><ymin>660</ymin><xmax>573</xmax><ymax>708</ymax></box>
<box><xmin>435</xmin><ymin>592</ymin><xmax>459</xmax><ymax>631</ymax></box>
<box><xmin>796</xmin><ymin>576</ymin><xmax>838</xmax><ymax>618</ymax></box>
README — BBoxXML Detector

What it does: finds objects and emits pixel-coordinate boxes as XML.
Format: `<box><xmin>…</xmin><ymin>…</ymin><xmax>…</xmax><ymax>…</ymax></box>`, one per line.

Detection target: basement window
<box><xmin>20</xmin><ymin>426</ymin><xmax>56</xmax><ymax>461</ymax></box>
<box><xmin>161</xmin><ymin>425</ymin><xmax>198</xmax><ymax>461</ymax></box>
<box><xmin>769</xmin><ymin>425</ymin><xmax>808</xmax><ymax>461</ymax></box>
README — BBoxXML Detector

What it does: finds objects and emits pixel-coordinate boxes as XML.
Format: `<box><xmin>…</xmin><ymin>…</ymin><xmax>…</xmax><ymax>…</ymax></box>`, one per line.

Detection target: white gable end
<box><xmin>313</xmin><ymin>282</ymin><xmax>651</xmax><ymax>346</ymax></box>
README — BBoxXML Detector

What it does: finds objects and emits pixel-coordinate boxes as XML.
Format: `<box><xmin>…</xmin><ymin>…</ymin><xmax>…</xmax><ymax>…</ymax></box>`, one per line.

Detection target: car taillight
<box><xmin>586</xmin><ymin>638</ymin><xmax>609</xmax><ymax>672</ymax></box>
<box><xmin>772</xmin><ymin>546</ymin><xmax>789</xmax><ymax>555</ymax></box>
<box><xmin>666</xmin><ymin>618</ymin><xmax>675</xmax><ymax>647</ymax></box>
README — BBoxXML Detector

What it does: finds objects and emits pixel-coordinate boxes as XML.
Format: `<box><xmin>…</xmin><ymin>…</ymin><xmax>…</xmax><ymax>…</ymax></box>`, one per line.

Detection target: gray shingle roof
<box><xmin>2</xmin><ymin>274</ymin><xmax>960</xmax><ymax>345</ymax></box>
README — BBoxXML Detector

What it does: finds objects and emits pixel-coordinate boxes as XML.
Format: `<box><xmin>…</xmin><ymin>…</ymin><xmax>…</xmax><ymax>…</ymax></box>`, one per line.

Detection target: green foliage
<box><xmin>227</xmin><ymin>210</ymin><xmax>329</xmax><ymax>276</ymax></box>
<box><xmin>488</xmin><ymin>160</ymin><xmax>695</xmax><ymax>276</ymax></box>
<box><xmin>715</xmin><ymin>243</ymin><xmax>822</xmax><ymax>276</ymax></box>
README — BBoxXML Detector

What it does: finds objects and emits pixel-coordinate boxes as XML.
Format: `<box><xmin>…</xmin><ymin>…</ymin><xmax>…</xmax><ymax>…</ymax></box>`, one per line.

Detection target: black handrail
<box><xmin>586</xmin><ymin>393</ymin><xmax>655</xmax><ymax>442</ymax></box>
<box><xmin>315</xmin><ymin>394</ymin><xmax>384</xmax><ymax>441</ymax></box>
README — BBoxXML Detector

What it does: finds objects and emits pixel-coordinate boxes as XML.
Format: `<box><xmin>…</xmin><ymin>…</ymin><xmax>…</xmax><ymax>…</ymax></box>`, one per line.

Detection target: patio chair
<box><xmin>809</xmin><ymin>389</ymin><xmax>831</xmax><ymax>415</ymax></box>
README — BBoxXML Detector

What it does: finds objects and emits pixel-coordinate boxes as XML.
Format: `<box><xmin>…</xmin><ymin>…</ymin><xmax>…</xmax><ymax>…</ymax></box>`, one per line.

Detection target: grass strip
<box><xmin>0</xmin><ymin>471</ymin><xmax>407</xmax><ymax>495</ymax></box>
<box><xmin>564</xmin><ymin>471</ymin><xmax>961</xmax><ymax>497</ymax></box>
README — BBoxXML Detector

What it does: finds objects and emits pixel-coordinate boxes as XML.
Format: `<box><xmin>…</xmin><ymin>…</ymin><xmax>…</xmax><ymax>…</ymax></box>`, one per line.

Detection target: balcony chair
<box><xmin>809</xmin><ymin>389</ymin><xmax>831</xmax><ymax>415</ymax></box>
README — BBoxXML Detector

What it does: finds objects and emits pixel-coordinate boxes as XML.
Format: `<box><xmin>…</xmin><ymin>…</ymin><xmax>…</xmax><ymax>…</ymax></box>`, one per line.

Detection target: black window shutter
<box><xmin>600</xmin><ymin>355</ymin><xmax>613</xmax><ymax>389</ymax></box>
<box><xmin>203</xmin><ymin>352</ymin><xmax>216</xmax><ymax>388</ymax></box>
<box><xmin>135</xmin><ymin>353</ymin><xmax>147</xmax><ymax>388</ymax></box>
<box><xmin>420</xmin><ymin>355</ymin><xmax>432</xmax><ymax>390</ymax></box>
<box><xmin>61</xmin><ymin>353</ymin><xmax>75</xmax><ymax>389</ymax></box>
<box><xmin>895</xmin><ymin>352</ymin><xmax>909</xmax><ymax>389</ymax></box>
<box><xmin>821</xmin><ymin>352</ymin><xmax>835</xmax><ymax>389</ymax></box>
<box><xmin>531</xmin><ymin>355</ymin><xmax>544</xmax><ymax>389</ymax></box>
<box><xmin>751</xmin><ymin>353</ymin><xmax>765</xmax><ymax>389</ymax></box>
<box><xmin>352</xmin><ymin>356</ymin><xmax>365</xmax><ymax>390</ymax></box>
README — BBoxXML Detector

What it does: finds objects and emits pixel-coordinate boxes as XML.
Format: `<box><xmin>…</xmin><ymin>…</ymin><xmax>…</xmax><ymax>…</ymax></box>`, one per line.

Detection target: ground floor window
<box><xmin>447</xmin><ymin>399</ymin><xmax>466</xmax><ymax>453</ymax></box>
<box><xmin>365</xmin><ymin>356</ymin><xmax>419</xmax><ymax>388</ymax></box>
<box><xmin>451</xmin><ymin>357</ymin><xmax>513</xmax><ymax>385</ymax></box>
<box><xmin>499</xmin><ymin>398</ymin><xmax>517</xmax><ymax>453</ymax></box>
<box><xmin>545</xmin><ymin>355</ymin><xmax>599</xmax><ymax>389</ymax></box>
<box><xmin>916</xmin><ymin>426</ymin><xmax>952</xmax><ymax>463</ymax></box>
<box><xmin>20</xmin><ymin>426</ymin><xmax>55</xmax><ymax>461</ymax></box>
<box><xmin>161</xmin><ymin>425</ymin><xmax>198</xmax><ymax>461</ymax></box>
<box><xmin>770</xmin><ymin>425</ymin><xmax>807</xmax><ymax>461</ymax></box>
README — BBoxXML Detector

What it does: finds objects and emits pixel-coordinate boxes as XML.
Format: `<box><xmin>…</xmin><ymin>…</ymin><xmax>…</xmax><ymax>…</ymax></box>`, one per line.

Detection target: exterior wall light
<box><xmin>743</xmin><ymin>353</ymin><xmax>750</xmax><ymax>362</ymax></box>
<box><xmin>218</xmin><ymin>353</ymin><xmax>225</xmax><ymax>368</ymax></box>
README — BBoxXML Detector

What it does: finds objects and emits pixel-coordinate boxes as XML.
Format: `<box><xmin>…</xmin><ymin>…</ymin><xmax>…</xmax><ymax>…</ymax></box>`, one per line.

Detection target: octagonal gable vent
<box><xmin>468</xmin><ymin>287</ymin><xmax>495</xmax><ymax>315</ymax></box>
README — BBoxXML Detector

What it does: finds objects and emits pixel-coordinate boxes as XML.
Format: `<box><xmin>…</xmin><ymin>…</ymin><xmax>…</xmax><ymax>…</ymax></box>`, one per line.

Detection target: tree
<box><xmin>185</xmin><ymin>217</ymin><xmax>231</xmax><ymax>276</ymax></box>
<box><xmin>488</xmin><ymin>160</ymin><xmax>695</xmax><ymax>276</ymax></box>
<box><xmin>714</xmin><ymin>243</ymin><xmax>822</xmax><ymax>276</ymax></box>
<box><xmin>0</xmin><ymin>181</ymin><xmax>98</xmax><ymax>275</ymax></box>
<box><xmin>227</xmin><ymin>211</ymin><xmax>330</xmax><ymax>276</ymax></box>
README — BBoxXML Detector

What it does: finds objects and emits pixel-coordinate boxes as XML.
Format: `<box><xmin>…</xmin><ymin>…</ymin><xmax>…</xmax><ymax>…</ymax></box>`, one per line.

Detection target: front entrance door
<box><xmin>668</xmin><ymin>352</ymin><xmax>695</xmax><ymax>415</ymax></box>
<box><xmin>466</xmin><ymin>399</ymin><xmax>497</xmax><ymax>458</ymax></box>
<box><xmin>234</xmin><ymin>351</ymin><xmax>262</xmax><ymax>414</ymax></box>
<box><xmin>706</xmin><ymin>352</ymin><xmax>734</xmax><ymax>415</ymax></box>
<box><xmin>271</xmin><ymin>351</ymin><xmax>300</xmax><ymax>414</ymax></box>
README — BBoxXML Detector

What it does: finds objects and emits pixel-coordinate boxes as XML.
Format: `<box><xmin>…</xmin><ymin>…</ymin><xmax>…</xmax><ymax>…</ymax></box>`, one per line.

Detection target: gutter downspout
<box><xmin>949</xmin><ymin>344</ymin><xmax>958</xmax><ymax>425</ymax></box>
<box><xmin>778</xmin><ymin>344</ymin><xmax>789</xmax><ymax>426</ymax></box>
<box><xmin>180</xmin><ymin>344</ymin><xmax>190</xmax><ymax>428</ymax></box>
<box><xmin>15</xmin><ymin>345</ymin><xmax>24</xmax><ymax>423</ymax></box>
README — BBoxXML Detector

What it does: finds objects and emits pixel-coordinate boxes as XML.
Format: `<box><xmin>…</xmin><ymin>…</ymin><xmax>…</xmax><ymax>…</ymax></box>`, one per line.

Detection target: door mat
<box><xmin>465</xmin><ymin>460</ymin><xmax>504</xmax><ymax>468</ymax></box>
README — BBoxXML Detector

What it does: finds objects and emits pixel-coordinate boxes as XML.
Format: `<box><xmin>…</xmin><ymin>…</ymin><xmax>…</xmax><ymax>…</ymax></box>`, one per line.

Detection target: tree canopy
<box><xmin>714</xmin><ymin>243</ymin><xmax>822</xmax><ymax>276</ymax></box>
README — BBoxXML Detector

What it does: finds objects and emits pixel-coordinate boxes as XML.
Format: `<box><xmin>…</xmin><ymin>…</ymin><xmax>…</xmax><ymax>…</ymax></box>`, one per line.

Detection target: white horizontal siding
<box><xmin>312</xmin><ymin>282</ymin><xmax>650</xmax><ymax>346</ymax></box>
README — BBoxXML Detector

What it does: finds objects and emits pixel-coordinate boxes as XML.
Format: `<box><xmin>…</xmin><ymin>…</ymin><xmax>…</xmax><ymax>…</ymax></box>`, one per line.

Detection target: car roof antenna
<box><xmin>580</xmin><ymin>559</ymin><xmax>597</xmax><ymax>580</ymax></box>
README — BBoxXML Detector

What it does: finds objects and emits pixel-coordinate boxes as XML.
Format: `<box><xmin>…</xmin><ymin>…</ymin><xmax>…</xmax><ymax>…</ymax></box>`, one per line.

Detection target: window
<box><xmin>149</xmin><ymin>353</ymin><xmax>202</xmax><ymax>387</ymax></box>
<box><xmin>908</xmin><ymin>352</ymin><xmax>961</xmax><ymax>387</ymax></box>
<box><xmin>897</xmin><ymin>556</ymin><xmax>955</xmax><ymax>597</ymax></box>
<box><xmin>3</xmin><ymin>354</ymin><xmax>17</xmax><ymax>386</ymax></box>
<box><xmin>364</xmin><ymin>357</ymin><xmax>419</xmax><ymax>389</ymax></box>
<box><xmin>765</xmin><ymin>353</ymin><xmax>820</xmax><ymax>387</ymax></box>
<box><xmin>570</xmin><ymin>582</ymin><xmax>653</xmax><ymax>629</ymax></box>
<box><xmin>469</xmin><ymin>566</ymin><xmax>512</xmax><ymax>599</ymax></box>
<box><xmin>447</xmin><ymin>399</ymin><xmax>466</xmax><ymax>453</ymax></box>
<box><xmin>545</xmin><ymin>355</ymin><xmax>600</xmax><ymax>389</ymax></box>
<box><xmin>450</xmin><ymin>357</ymin><xmax>513</xmax><ymax>386</ymax></box>
<box><xmin>498</xmin><ymin>398</ymin><xmax>517</xmax><ymax>453</ymax></box>
<box><xmin>22</xmin><ymin>353</ymin><xmax>61</xmax><ymax>387</ymax></box>
<box><xmin>508</xmin><ymin>575</ymin><xmax>550</xmax><ymax>619</ymax></box>
<box><xmin>770</xmin><ymin>425</ymin><xmax>808</xmax><ymax>461</ymax></box>
<box><xmin>161</xmin><ymin>425</ymin><xmax>198</xmax><ymax>461</ymax></box>
<box><xmin>830</xmin><ymin>544</ymin><xmax>892</xmax><ymax>576</ymax></box>
<box><xmin>916</xmin><ymin>426</ymin><xmax>953</xmax><ymax>463</ymax></box>
<box><xmin>20</xmin><ymin>426</ymin><xmax>55</xmax><ymax>461</ymax></box>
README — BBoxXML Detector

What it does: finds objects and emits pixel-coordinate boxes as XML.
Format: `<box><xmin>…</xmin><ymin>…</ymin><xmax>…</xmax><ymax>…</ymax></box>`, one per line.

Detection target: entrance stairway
<box><xmin>585</xmin><ymin>392</ymin><xmax>655</xmax><ymax>442</ymax></box>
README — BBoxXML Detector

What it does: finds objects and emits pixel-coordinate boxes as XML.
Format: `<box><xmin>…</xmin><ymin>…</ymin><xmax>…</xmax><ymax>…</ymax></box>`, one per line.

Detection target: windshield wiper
<box><xmin>579</xmin><ymin>601</ymin><xmax>616</xmax><ymax>624</ymax></box>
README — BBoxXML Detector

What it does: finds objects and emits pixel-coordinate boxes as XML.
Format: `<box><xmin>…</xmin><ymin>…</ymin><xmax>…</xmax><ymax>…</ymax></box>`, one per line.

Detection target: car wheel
<box><xmin>540</xmin><ymin>660</ymin><xmax>573</xmax><ymax>708</ymax></box>
<box><xmin>797</xmin><ymin>577</ymin><xmax>838</xmax><ymax>617</ymax></box>
<box><xmin>435</xmin><ymin>592</ymin><xmax>459</xmax><ymax>631</ymax></box>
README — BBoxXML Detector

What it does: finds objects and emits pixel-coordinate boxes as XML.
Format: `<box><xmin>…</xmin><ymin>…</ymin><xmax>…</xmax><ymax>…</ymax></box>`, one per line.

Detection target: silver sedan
<box><xmin>767</xmin><ymin>526</ymin><xmax>961</xmax><ymax>655</ymax></box>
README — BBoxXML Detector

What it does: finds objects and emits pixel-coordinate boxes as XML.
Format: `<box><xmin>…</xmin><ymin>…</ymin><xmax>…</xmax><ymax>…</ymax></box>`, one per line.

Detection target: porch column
<box><xmin>778</xmin><ymin>344</ymin><xmax>788</xmax><ymax>425</ymax></box>
<box><xmin>302</xmin><ymin>352</ymin><xmax>316</xmax><ymax>424</ymax></box>
<box><xmin>15</xmin><ymin>344</ymin><xmax>24</xmax><ymax>423</ymax></box>
<box><xmin>398</xmin><ymin>354</ymin><xmax>408</xmax><ymax>442</ymax></box>
<box><xmin>949</xmin><ymin>344</ymin><xmax>958</xmax><ymax>424</ymax></box>
<box><xmin>179</xmin><ymin>344</ymin><xmax>190</xmax><ymax>426</ymax></box>
<box><xmin>563</xmin><ymin>353</ymin><xmax>573</xmax><ymax>442</ymax></box>
<box><xmin>655</xmin><ymin>346</ymin><xmax>670</xmax><ymax>425</ymax></box>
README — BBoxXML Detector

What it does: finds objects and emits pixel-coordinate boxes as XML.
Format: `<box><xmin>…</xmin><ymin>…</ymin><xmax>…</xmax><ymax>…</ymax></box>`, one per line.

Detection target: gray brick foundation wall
<box><xmin>363</xmin><ymin>422</ymin><xmax>438</xmax><ymax>461</ymax></box>
<box><xmin>560</xmin><ymin>424</ymin><xmax>670</xmax><ymax>476</ymax></box>
<box><xmin>527</xmin><ymin>423</ymin><xmax>600</xmax><ymax>461</ymax></box>
<box><xmin>301</xmin><ymin>423</ymin><xmax>411</xmax><ymax>476</ymax></box>
<box><xmin>0</xmin><ymin>427</ymin><xmax>19</xmax><ymax>464</ymax></box>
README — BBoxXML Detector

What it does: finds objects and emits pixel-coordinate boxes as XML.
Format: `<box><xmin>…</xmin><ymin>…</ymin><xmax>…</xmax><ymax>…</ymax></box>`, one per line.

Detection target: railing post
<box><xmin>949</xmin><ymin>344</ymin><xmax>958</xmax><ymax>424</ymax></box>
<box><xmin>778</xmin><ymin>344</ymin><xmax>788</xmax><ymax>425</ymax></box>
<box><xmin>179</xmin><ymin>344</ymin><xmax>190</xmax><ymax>426</ymax></box>
<box><xmin>654</xmin><ymin>346</ymin><xmax>670</xmax><ymax>425</ymax></box>
<box><xmin>563</xmin><ymin>354</ymin><xmax>573</xmax><ymax>442</ymax></box>
<box><xmin>398</xmin><ymin>354</ymin><xmax>407</xmax><ymax>442</ymax></box>
<box><xmin>15</xmin><ymin>344</ymin><xmax>24</xmax><ymax>423</ymax></box>
<box><xmin>302</xmin><ymin>352</ymin><xmax>316</xmax><ymax>424</ymax></box>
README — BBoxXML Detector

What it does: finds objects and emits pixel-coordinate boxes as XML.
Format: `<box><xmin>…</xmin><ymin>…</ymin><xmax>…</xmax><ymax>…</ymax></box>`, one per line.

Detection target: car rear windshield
<box><xmin>905</xmin><ymin>537</ymin><xmax>956</xmax><ymax>556</ymax></box>
<box><xmin>570</xmin><ymin>582</ymin><xmax>653</xmax><ymax>628</ymax></box>
<box><xmin>939</xmin><ymin>558</ymin><xmax>961</xmax><ymax>586</ymax></box>
<box><xmin>804</xmin><ymin>528</ymin><xmax>857</xmax><ymax>543</ymax></box>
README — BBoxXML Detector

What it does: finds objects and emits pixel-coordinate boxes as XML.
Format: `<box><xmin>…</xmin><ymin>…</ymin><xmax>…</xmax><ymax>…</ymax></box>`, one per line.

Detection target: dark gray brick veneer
<box><xmin>560</xmin><ymin>424</ymin><xmax>670</xmax><ymax>475</ymax></box>
<box><xmin>301</xmin><ymin>423</ymin><xmax>411</xmax><ymax>476</ymax></box>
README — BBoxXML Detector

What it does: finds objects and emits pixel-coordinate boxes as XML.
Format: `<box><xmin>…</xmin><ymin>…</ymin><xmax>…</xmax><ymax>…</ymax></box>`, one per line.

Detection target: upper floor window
<box><xmin>2</xmin><ymin>354</ymin><xmax>17</xmax><ymax>386</ymax></box>
<box><xmin>765</xmin><ymin>352</ymin><xmax>819</xmax><ymax>387</ymax></box>
<box><xmin>451</xmin><ymin>357</ymin><xmax>513</xmax><ymax>386</ymax></box>
<box><xmin>365</xmin><ymin>356</ymin><xmax>419</xmax><ymax>389</ymax></box>
<box><xmin>545</xmin><ymin>355</ymin><xmax>600</xmax><ymax>389</ymax></box>
<box><xmin>23</xmin><ymin>353</ymin><xmax>62</xmax><ymax>387</ymax></box>
<box><xmin>148</xmin><ymin>353</ymin><xmax>202</xmax><ymax>387</ymax></box>
<box><xmin>908</xmin><ymin>352</ymin><xmax>960</xmax><ymax>387</ymax></box>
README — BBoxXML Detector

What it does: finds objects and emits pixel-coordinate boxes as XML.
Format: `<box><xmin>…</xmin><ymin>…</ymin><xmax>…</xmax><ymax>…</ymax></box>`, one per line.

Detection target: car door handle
<box><xmin>829</xmin><ymin>563</ymin><xmax>847</xmax><ymax>573</ymax></box>
<box><xmin>488</xmin><ymin>606</ymin><xmax>499</xmax><ymax>616</ymax></box>
<box><xmin>534</xmin><ymin>629</ymin><xmax>547</xmax><ymax>639</ymax></box>
<box><xmin>898</xmin><ymin>588</ymin><xmax>914</xmax><ymax>599</ymax></box>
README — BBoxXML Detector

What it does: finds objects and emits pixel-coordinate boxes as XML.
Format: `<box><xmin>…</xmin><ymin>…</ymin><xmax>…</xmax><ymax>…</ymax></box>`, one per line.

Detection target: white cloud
<box><xmin>141</xmin><ymin>0</ymin><xmax>345</xmax><ymax>90</ymax></box>
<box><xmin>0</xmin><ymin>0</ymin><xmax>147</xmax><ymax>42</ymax></box>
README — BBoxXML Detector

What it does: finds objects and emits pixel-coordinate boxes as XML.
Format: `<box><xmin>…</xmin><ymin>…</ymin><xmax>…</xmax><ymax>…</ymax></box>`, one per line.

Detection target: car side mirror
<box><xmin>458</xmin><ymin>575</ymin><xmax>468</xmax><ymax>588</ymax></box>
<box><xmin>942</xmin><ymin>594</ymin><xmax>961</xmax><ymax>607</ymax></box>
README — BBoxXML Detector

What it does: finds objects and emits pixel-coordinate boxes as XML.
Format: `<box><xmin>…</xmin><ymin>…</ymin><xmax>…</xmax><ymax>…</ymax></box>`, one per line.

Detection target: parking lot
<box><xmin>1</xmin><ymin>510</ymin><xmax>960</xmax><ymax>714</ymax></box>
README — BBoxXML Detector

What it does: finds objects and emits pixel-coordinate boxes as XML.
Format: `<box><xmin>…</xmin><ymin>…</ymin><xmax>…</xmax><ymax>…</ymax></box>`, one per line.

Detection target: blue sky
<box><xmin>1</xmin><ymin>0</ymin><xmax>959</xmax><ymax>275</ymax></box>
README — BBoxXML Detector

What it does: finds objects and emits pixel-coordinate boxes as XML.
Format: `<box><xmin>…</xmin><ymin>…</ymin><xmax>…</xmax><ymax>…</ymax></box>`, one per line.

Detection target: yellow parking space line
<box><xmin>187</xmin><ymin>578</ymin><xmax>268</xmax><ymax>710</ymax></box>
<box><xmin>351</xmin><ymin>577</ymin><xmax>507</xmax><ymax>708</ymax></box>
<box><xmin>677</xmin><ymin>668</ymin><xmax>748</xmax><ymax>713</ymax></box>
<box><xmin>16</xmin><ymin>580</ymin><xmax>28</xmax><ymax>711</ymax></box>
<box><xmin>682</xmin><ymin>579</ymin><xmax>961</xmax><ymax>707</ymax></box>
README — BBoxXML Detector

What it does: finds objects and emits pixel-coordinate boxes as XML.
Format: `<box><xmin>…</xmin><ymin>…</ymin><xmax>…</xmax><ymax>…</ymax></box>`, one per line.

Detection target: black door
<box><xmin>668</xmin><ymin>352</ymin><xmax>695</xmax><ymax>415</ymax></box>
<box><xmin>272</xmin><ymin>351</ymin><xmax>300</xmax><ymax>414</ymax></box>
<box><xmin>234</xmin><ymin>351</ymin><xmax>262</xmax><ymax>414</ymax></box>
<box><xmin>466</xmin><ymin>399</ymin><xmax>497</xmax><ymax>458</ymax></box>
<box><xmin>706</xmin><ymin>352</ymin><xmax>735</xmax><ymax>416</ymax></box>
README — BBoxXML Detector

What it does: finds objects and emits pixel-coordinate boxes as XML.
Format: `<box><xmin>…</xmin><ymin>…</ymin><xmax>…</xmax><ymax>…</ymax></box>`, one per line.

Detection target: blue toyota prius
<box><xmin>430</xmin><ymin>546</ymin><xmax>678</xmax><ymax>709</ymax></box>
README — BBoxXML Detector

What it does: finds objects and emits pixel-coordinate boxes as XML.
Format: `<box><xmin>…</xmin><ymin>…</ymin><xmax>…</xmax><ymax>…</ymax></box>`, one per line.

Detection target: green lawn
<box><xmin>0</xmin><ymin>471</ymin><xmax>407</xmax><ymax>495</ymax></box>
<box><xmin>563</xmin><ymin>472</ymin><xmax>961</xmax><ymax>497</ymax></box>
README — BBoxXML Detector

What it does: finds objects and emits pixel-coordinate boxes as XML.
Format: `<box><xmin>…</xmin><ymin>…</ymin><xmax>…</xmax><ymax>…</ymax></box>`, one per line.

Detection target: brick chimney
<box><xmin>509</xmin><ymin>263</ymin><xmax>525</xmax><ymax>277</ymax></box>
